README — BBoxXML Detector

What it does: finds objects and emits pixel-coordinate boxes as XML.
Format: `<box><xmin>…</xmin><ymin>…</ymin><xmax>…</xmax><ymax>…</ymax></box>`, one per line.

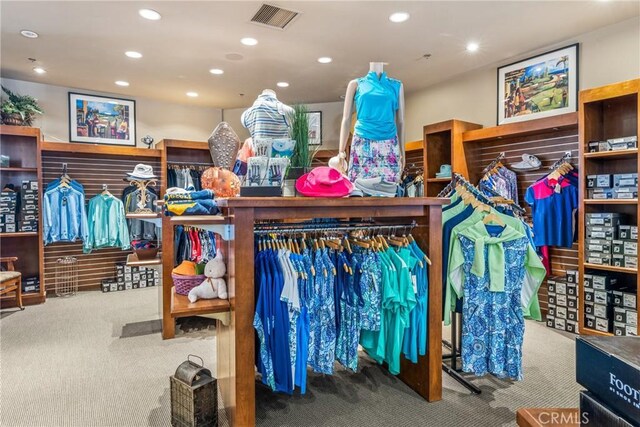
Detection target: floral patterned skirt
<box><xmin>347</xmin><ymin>134</ymin><xmax>401</xmax><ymax>183</ymax></box>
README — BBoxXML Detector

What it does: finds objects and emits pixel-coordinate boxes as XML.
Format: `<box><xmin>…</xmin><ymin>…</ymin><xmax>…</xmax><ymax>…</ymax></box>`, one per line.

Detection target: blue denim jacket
<box><xmin>43</xmin><ymin>185</ymin><xmax>89</xmax><ymax>244</ymax></box>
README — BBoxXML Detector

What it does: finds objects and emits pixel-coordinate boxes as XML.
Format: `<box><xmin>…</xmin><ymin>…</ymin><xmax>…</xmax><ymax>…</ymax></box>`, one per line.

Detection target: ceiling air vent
<box><xmin>250</xmin><ymin>4</ymin><xmax>299</xmax><ymax>30</ymax></box>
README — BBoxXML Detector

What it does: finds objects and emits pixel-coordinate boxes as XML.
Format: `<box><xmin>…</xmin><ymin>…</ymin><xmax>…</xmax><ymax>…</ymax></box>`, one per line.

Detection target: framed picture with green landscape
<box><xmin>497</xmin><ymin>43</ymin><xmax>578</xmax><ymax>125</ymax></box>
<box><xmin>69</xmin><ymin>92</ymin><xmax>136</xmax><ymax>146</ymax></box>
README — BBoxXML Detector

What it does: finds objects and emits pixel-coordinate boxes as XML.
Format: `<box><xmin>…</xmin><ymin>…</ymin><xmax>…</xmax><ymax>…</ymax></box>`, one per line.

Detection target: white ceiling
<box><xmin>1</xmin><ymin>1</ymin><xmax>638</xmax><ymax>109</ymax></box>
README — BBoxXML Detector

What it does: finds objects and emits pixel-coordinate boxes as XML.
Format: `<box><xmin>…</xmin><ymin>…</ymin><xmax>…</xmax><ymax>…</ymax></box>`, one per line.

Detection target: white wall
<box><xmin>404</xmin><ymin>17</ymin><xmax>640</xmax><ymax>141</ymax></box>
<box><xmin>0</xmin><ymin>78</ymin><xmax>222</xmax><ymax>146</ymax></box>
<box><xmin>223</xmin><ymin>100</ymin><xmax>344</xmax><ymax>149</ymax></box>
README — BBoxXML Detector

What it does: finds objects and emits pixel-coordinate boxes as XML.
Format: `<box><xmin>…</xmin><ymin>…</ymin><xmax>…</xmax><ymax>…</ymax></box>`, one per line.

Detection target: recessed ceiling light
<box><xmin>318</xmin><ymin>57</ymin><xmax>333</xmax><ymax>64</ymax></box>
<box><xmin>240</xmin><ymin>37</ymin><xmax>258</xmax><ymax>46</ymax></box>
<box><xmin>125</xmin><ymin>51</ymin><xmax>143</xmax><ymax>59</ymax></box>
<box><xmin>115</xmin><ymin>80</ymin><xmax>130</xmax><ymax>87</ymax></box>
<box><xmin>186</xmin><ymin>92</ymin><xmax>199</xmax><ymax>97</ymax></box>
<box><xmin>139</xmin><ymin>8</ymin><xmax>161</xmax><ymax>20</ymax></box>
<box><xmin>33</xmin><ymin>67</ymin><xmax>46</xmax><ymax>74</ymax></box>
<box><xmin>389</xmin><ymin>12</ymin><xmax>410</xmax><ymax>23</ymax></box>
<box><xmin>466</xmin><ymin>42</ymin><xmax>479</xmax><ymax>52</ymax></box>
<box><xmin>209</xmin><ymin>68</ymin><xmax>224</xmax><ymax>75</ymax></box>
<box><xmin>20</xmin><ymin>30</ymin><xmax>38</xmax><ymax>38</ymax></box>
<box><xmin>276</xmin><ymin>82</ymin><xmax>289</xmax><ymax>88</ymax></box>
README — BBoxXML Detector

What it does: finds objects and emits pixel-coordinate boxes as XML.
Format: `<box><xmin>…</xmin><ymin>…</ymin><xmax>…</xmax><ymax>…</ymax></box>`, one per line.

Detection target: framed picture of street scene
<box><xmin>497</xmin><ymin>43</ymin><xmax>578</xmax><ymax>125</ymax></box>
<box><xmin>69</xmin><ymin>92</ymin><xmax>136</xmax><ymax>146</ymax></box>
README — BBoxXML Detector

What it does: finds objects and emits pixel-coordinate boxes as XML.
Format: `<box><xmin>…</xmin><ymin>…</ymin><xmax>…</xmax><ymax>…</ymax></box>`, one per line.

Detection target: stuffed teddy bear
<box><xmin>188</xmin><ymin>249</ymin><xmax>228</xmax><ymax>302</ymax></box>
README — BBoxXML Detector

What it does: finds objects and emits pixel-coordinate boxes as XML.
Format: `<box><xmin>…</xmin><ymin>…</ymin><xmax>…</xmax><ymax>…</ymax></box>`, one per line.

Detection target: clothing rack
<box><xmin>254</xmin><ymin>221</ymin><xmax>417</xmax><ymax>235</ymax></box>
<box><xmin>216</xmin><ymin>198</ymin><xmax>449</xmax><ymax>425</ymax></box>
<box><xmin>438</xmin><ymin>173</ymin><xmax>484</xmax><ymax>394</ymax></box>
<box><xmin>440</xmin><ymin>173</ymin><xmax>526</xmax><ymax>215</ymax></box>
<box><xmin>549</xmin><ymin>151</ymin><xmax>572</xmax><ymax>170</ymax></box>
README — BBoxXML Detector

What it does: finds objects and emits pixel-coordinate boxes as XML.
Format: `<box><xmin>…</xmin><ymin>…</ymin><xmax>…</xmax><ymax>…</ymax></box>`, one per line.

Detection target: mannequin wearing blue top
<box><xmin>335</xmin><ymin>62</ymin><xmax>405</xmax><ymax>183</ymax></box>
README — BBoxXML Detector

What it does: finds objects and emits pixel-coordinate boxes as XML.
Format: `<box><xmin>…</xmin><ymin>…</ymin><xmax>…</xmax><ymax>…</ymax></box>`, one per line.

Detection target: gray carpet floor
<box><xmin>0</xmin><ymin>288</ymin><xmax>581</xmax><ymax>427</ymax></box>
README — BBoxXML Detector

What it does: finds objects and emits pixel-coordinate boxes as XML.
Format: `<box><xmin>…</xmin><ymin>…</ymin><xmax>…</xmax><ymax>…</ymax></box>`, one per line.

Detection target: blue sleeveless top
<box><xmin>353</xmin><ymin>71</ymin><xmax>401</xmax><ymax>141</ymax></box>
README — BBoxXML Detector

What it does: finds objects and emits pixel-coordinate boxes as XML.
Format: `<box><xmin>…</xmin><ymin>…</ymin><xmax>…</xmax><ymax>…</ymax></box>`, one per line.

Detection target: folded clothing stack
<box><xmin>131</xmin><ymin>239</ymin><xmax>156</xmax><ymax>250</ymax></box>
<box><xmin>164</xmin><ymin>189</ymin><xmax>219</xmax><ymax>216</ymax></box>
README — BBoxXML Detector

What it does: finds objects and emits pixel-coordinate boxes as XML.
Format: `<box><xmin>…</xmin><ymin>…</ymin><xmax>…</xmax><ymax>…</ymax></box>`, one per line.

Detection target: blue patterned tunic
<box><xmin>307</xmin><ymin>248</ymin><xmax>337</xmax><ymax>375</ymax></box>
<box><xmin>458</xmin><ymin>235</ymin><xmax>528</xmax><ymax>381</ymax></box>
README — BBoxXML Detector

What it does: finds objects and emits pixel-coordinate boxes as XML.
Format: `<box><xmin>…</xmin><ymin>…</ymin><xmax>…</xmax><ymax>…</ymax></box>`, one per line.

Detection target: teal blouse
<box><xmin>353</xmin><ymin>71</ymin><xmax>401</xmax><ymax>141</ymax></box>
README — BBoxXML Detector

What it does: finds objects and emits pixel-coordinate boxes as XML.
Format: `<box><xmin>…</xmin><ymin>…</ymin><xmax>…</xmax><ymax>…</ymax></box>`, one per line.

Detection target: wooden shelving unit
<box><xmin>170</xmin><ymin>287</ymin><xmax>230</xmax><ymax>318</ymax></box>
<box><xmin>584</xmin><ymin>199</ymin><xmax>638</xmax><ymax>205</ymax></box>
<box><xmin>583</xmin><ymin>148</ymin><xmax>638</xmax><ymax>159</ymax></box>
<box><xmin>0</xmin><ymin>125</ymin><xmax>45</xmax><ymax>306</ymax></box>
<box><xmin>156</xmin><ymin>139</ymin><xmax>227</xmax><ymax>339</ymax></box>
<box><xmin>422</xmin><ymin>120</ymin><xmax>482</xmax><ymax>197</ymax></box>
<box><xmin>583</xmin><ymin>263</ymin><xmax>638</xmax><ymax>274</ymax></box>
<box><xmin>578</xmin><ymin>78</ymin><xmax>639</xmax><ymax>336</ymax></box>
<box><xmin>126</xmin><ymin>253</ymin><xmax>162</xmax><ymax>267</ymax></box>
<box><xmin>0</xmin><ymin>232</ymin><xmax>38</xmax><ymax>238</ymax></box>
<box><xmin>0</xmin><ymin>167</ymin><xmax>38</xmax><ymax>172</ymax></box>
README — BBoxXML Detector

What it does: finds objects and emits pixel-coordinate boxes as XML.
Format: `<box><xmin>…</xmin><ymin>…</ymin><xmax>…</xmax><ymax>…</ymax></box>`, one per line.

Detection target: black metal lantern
<box><xmin>170</xmin><ymin>355</ymin><xmax>217</xmax><ymax>427</ymax></box>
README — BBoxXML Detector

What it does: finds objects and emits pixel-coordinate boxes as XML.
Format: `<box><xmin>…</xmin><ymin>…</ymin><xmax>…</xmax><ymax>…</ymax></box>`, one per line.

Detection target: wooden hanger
<box><xmin>342</xmin><ymin>236</ymin><xmax>353</xmax><ymax>254</ymax></box>
<box><xmin>349</xmin><ymin>238</ymin><xmax>370</xmax><ymax>249</ymax></box>
<box><xmin>483</xmin><ymin>211</ymin><xmax>506</xmax><ymax>226</ymax></box>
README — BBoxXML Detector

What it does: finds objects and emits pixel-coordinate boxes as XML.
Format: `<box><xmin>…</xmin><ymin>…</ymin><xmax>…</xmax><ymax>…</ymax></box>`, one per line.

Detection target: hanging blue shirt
<box><xmin>524</xmin><ymin>178</ymin><xmax>578</xmax><ymax>248</ymax></box>
<box><xmin>353</xmin><ymin>71</ymin><xmax>401</xmax><ymax>140</ymax></box>
<box><xmin>43</xmin><ymin>185</ymin><xmax>89</xmax><ymax>245</ymax></box>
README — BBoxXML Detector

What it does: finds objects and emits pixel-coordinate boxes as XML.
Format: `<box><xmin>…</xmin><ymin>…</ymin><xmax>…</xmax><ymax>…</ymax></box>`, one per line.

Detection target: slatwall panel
<box><xmin>42</xmin><ymin>152</ymin><xmax>161</xmax><ymax>291</ymax></box>
<box><xmin>465</xmin><ymin>128</ymin><xmax>579</xmax><ymax>313</ymax></box>
<box><xmin>405</xmin><ymin>148</ymin><xmax>425</xmax><ymax>176</ymax></box>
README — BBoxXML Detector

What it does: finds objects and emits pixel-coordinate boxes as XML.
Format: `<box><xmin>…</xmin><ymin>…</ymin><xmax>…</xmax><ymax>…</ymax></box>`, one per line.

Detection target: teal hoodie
<box><xmin>83</xmin><ymin>194</ymin><xmax>130</xmax><ymax>253</ymax></box>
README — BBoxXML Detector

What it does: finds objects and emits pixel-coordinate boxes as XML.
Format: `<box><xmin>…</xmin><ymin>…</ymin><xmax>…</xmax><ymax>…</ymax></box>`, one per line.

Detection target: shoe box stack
<box><xmin>587</xmin><ymin>135</ymin><xmax>637</xmax><ymax>153</ymax></box>
<box><xmin>584</xmin><ymin>273</ymin><xmax>637</xmax><ymax>336</ymax></box>
<box><xmin>0</xmin><ymin>190</ymin><xmax>17</xmax><ymax>233</ymax></box>
<box><xmin>585</xmin><ymin>213</ymin><xmax>637</xmax><ymax>268</ymax></box>
<box><xmin>22</xmin><ymin>276</ymin><xmax>40</xmax><ymax>294</ymax></box>
<box><xmin>19</xmin><ymin>180</ymin><xmax>39</xmax><ymax>233</ymax></box>
<box><xmin>586</xmin><ymin>172</ymin><xmax>638</xmax><ymax>200</ymax></box>
<box><xmin>101</xmin><ymin>263</ymin><xmax>160</xmax><ymax>292</ymax></box>
<box><xmin>545</xmin><ymin>270</ymin><xmax>579</xmax><ymax>333</ymax></box>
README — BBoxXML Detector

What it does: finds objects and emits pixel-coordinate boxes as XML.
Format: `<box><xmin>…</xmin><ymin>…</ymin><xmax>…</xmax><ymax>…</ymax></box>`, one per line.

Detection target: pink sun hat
<box><xmin>295</xmin><ymin>166</ymin><xmax>354</xmax><ymax>198</ymax></box>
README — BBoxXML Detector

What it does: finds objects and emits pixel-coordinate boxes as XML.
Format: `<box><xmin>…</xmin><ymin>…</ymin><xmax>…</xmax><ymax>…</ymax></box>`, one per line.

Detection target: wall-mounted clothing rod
<box><xmin>481</xmin><ymin>152</ymin><xmax>506</xmax><ymax>174</ymax></box>
<box><xmin>549</xmin><ymin>151</ymin><xmax>573</xmax><ymax>170</ymax></box>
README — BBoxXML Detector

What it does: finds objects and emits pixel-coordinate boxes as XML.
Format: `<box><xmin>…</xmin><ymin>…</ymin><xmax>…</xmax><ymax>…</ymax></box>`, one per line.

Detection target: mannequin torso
<box><xmin>337</xmin><ymin>62</ymin><xmax>405</xmax><ymax>183</ymax></box>
<box><xmin>241</xmin><ymin>89</ymin><xmax>294</xmax><ymax>140</ymax></box>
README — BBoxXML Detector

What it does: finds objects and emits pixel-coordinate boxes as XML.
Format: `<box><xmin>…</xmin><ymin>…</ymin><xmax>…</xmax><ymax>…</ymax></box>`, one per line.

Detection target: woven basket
<box><xmin>134</xmin><ymin>247</ymin><xmax>159</xmax><ymax>260</ymax></box>
<box><xmin>173</xmin><ymin>273</ymin><xmax>206</xmax><ymax>295</ymax></box>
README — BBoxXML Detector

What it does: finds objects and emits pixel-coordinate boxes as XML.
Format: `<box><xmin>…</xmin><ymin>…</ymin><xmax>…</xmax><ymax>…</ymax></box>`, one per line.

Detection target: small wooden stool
<box><xmin>0</xmin><ymin>257</ymin><xmax>24</xmax><ymax>310</ymax></box>
<box><xmin>517</xmin><ymin>408</ymin><xmax>580</xmax><ymax>427</ymax></box>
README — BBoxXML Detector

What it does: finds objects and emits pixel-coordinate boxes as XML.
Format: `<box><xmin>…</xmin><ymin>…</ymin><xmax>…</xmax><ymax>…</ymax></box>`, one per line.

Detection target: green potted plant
<box><xmin>1</xmin><ymin>86</ymin><xmax>44</xmax><ymax>126</ymax></box>
<box><xmin>287</xmin><ymin>104</ymin><xmax>318</xmax><ymax>179</ymax></box>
